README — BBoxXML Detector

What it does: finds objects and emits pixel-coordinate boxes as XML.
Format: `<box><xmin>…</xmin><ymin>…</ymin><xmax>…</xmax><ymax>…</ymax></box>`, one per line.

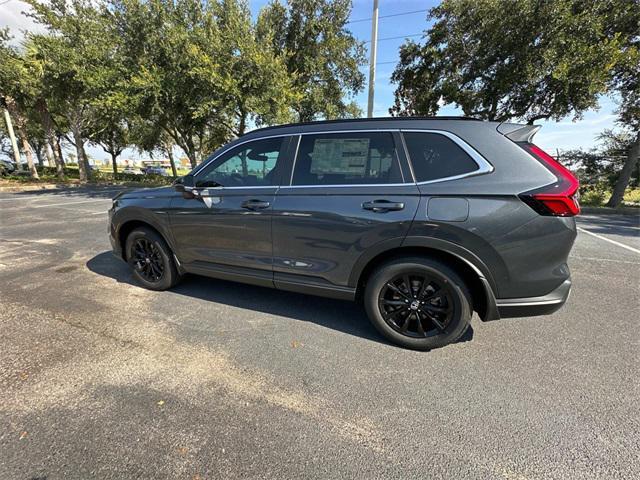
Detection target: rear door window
<box><xmin>291</xmin><ymin>132</ymin><xmax>403</xmax><ymax>185</ymax></box>
<box><xmin>403</xmin><ymin>132</ymin><xmax>479</xmax><ymax>182</ymax></box>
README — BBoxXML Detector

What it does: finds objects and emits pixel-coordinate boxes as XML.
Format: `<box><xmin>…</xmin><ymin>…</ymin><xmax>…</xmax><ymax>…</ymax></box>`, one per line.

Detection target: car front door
<box><xmin>271</xmin><ymin>131</ymin><xmax>420</xmax><ymax>297</ymax></box>
<box><xmin>169</xmin><ymin>136</ymin><xmax>291</xmax><ymax>286</ymax></box>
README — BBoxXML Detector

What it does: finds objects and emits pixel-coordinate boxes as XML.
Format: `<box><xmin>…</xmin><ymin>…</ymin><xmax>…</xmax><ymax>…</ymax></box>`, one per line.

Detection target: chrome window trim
<box><xmin>279</xmin><ymin>183</ymin><xmax>414</xmax><ymax>189</ymax></box>
<box><xmin>193</xmin><ymin>128</ymin><xmax>494</xmax><ymax>189</ymax></box>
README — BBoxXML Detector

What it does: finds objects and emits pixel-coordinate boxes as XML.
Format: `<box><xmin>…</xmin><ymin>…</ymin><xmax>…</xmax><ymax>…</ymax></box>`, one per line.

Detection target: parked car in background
<box><xmin>109</xmin><ymin>117</ymin><xmax>579</xmax><ymax>350</ymax></box>
<box><xmin>0</xmin><ymin>159</ymin><xmax>17</xmax><ymax>175</ymax></box>
<box><xmin>142</xmin><ymin>166</ymin><xmax>168</xmax><ymax>176</ymax></box>
<box><xmin>122</xmin><ymin>166</ymin><xmax>142</xmax><ymax>175</ymax></box>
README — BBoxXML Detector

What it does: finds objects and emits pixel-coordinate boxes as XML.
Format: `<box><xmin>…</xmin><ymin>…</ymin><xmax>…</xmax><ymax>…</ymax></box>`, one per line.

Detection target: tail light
<box><xmin>518</xmin><ymin>144</ymin><xmax>580</xmax><ymax>217</ymax></box>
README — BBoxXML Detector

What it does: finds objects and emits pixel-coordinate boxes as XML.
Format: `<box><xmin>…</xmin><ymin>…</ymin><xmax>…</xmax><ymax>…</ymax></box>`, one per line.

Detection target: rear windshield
<box><xmin>403</xmin><ymin>132</ymin><xmax>479</xmax><ymax>182</ymax></box>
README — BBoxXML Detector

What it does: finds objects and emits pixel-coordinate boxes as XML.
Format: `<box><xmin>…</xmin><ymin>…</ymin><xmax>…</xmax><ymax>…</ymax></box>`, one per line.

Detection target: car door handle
<box><xmin>241</xmin><ymin>199</ymin><xmax>271</xmax><ymax>210</ymax></box>
<box><xmin>362</xmin><ymin>200</ymin><xmax>405</xmax><ymax>212</ymax></box>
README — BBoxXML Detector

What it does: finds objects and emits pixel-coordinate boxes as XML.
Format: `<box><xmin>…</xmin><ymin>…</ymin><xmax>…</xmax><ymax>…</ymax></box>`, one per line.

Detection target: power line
<box><xmin>347</xmin><ymin>8</ymin><xmax>428</xmax><ymax>24</ymax></box>
<box><xmin>0</xmin><ymin>0</ymin><xmax>15</xmax><ymax>6</ymax></box>
<box><xmin>364</xmin><ymin>33</ymin><xmax>422</xmax><ymax>44</ymax></box>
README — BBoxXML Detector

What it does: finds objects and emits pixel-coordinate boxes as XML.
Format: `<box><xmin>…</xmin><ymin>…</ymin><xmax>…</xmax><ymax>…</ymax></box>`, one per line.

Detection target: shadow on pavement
<box><xmin>578</xmin><ymin>214</ymin><xmax>640</xmax><ymax>238</ymax></box>
<box><xmin>86</xmin><ymin>251</ymin><xmax>474</xmax><ymax>348</ymax></box>
<box><xmin>12</xmin><ymin>185</ymin><xmax>135</xmax><ymax>199</ymax></box>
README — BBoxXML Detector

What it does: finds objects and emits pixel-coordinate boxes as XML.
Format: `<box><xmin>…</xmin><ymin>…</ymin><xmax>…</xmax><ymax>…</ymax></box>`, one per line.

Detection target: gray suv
<box><xmin>108</xmin><ymin>117</ymin><xmax>579</xmax><ymax>350</ymax></box>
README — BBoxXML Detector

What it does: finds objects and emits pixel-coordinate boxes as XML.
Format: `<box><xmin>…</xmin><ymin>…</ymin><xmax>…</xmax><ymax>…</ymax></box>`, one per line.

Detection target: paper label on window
<box><xmin>310</xmin><ymin>138</ymin><xmax>370</xmax><ymax>176</ymax></box>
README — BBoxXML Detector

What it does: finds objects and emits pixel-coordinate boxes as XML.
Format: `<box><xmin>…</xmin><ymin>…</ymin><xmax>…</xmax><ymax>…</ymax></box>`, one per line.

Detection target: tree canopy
<box><xmin>1</xmin><ymin>0</ymin><xmax>364</xmax><ymax>177</ymax></box>
<box><xmin>257</xmin><ymin>0</ymin><xmax>366</xmax><ymax>122</ymax></box>
<box><xmin>390</xmin><ymin>0</ymin><xmax>639</xmax><ymax>206</ymax></box>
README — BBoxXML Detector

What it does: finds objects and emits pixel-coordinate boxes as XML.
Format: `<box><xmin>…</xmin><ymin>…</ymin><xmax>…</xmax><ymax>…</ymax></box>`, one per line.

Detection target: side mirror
<box><xmin>174</xmin><ymin>174</ymin><xmax>197</xmax><ymax>199</ymax></box>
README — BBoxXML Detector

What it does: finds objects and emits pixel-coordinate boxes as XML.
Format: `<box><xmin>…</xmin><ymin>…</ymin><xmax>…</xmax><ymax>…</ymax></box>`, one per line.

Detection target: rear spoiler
<box><xmin>497</xmin><ymin>123</ymin><xmax>541</xmax><ymax>143</ymax></box>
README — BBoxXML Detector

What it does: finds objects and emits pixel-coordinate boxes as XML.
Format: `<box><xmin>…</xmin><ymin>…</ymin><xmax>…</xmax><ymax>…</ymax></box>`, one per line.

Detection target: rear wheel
<box><xmin>364</xmin><ymin>257</ymin><xmax>472</xmax><ymax>350</ymax></box>
<box><xmin>125</xmin><ymin>227</ymin><xmax>181</xmax><ymax>290</ymax></box>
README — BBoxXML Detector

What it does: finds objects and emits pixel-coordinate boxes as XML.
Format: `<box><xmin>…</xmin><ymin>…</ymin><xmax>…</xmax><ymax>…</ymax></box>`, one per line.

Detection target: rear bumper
<box><xmin>496</xmin><ymin>279</ymin><xmax>572</xmax><ymax>318</ymax></box>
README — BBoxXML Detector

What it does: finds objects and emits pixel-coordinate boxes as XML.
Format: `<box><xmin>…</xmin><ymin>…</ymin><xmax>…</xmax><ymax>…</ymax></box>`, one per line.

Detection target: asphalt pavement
<box><xmin>1</xmin><ymin>186</ymin><xmax>638</xmax><ymax>479</ymax></box>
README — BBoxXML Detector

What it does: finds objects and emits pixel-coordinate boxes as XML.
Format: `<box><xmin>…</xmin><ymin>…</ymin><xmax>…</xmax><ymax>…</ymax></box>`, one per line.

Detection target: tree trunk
<box><xmin>2</xmin><ymin>107</ymin><xmax>22</xmax><ymax>170</ymax></box>
<box><xmin>37</xmin><ymin>99</ymin><xmax>65</xmax><ymax>179</ymax></box>
<box><xmin>238</xmin><ymin>110</ymin><xmax>247</xmax><ymax>136</ymax></box>
<box><xmin>56</xmin><ymin>136</ymin><xmax>66</xmax><ymax>167</ymax></box>
<box><xmin>71</xmin><ymin>124</ymin><xmax>89</xmax><ymax>183</ymax></box>
<box><xmin>186</xmin><ymin>149</ymin><xmax>197</xmax><ymax>168</ymax></box>
<box><xmin>34</xmin><ymin>144</ymin><xmax>44</xmax><ymax>168</ymax></box>
<box><xmin>6</xmin><ymin>97</ymin><xmax>39</xmax><ymax>179</ymax></box>
<box><xmin>606</xmin><ymin>131</ymin><xmax>640</xmax><ymax>208</ymax></box>
<box><xmin>111</xmin><ymin>152</ymin><xmax>118</xmax><ymax>175</ymax></box>
<box><xmin>45</xmin><ymin>142</ymin><xmax>55</xmax><ymax>167</ymax></box>
<box><xmin>82</xmin><ymin>148</ymin><xmax>91</xmax><ymax>177</ymax></box>
<box><xmin>19</xmin><ymin>132</ymin><xmax>39</xmax><ymax>179</ymax></box>
<box><xmin>166</xmin><ymin>145</ymin><xmax>177</xmax><ymax>177</ymax></box>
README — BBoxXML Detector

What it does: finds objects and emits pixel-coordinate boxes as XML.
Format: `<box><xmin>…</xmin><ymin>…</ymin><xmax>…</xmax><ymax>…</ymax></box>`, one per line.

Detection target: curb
<box><xmin>580</xmin><ymin>206</ymin><xmax>640</xmax><ymax>216</ymax></box>
<box><xmin>0</xmin><ymin>183</ymin><xmax>78</xmax><ymax>192</ymax></box>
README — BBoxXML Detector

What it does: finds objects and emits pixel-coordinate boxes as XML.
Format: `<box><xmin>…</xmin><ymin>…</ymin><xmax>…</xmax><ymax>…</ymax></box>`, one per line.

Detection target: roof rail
<box><xmin>246</xmin><ymin>116</ymin><xmax>482</xmax><ymax>135</ymax></box>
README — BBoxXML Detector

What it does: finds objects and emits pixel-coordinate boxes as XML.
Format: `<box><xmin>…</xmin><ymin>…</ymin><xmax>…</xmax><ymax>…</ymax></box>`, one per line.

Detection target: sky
<box><xmin>0</xmin><ymin>0</ymin><xmax>620</xmax><ymax>163</ymax></box>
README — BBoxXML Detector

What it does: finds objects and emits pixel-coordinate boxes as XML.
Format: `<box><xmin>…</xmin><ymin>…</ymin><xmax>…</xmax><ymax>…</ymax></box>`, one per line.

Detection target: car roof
<box><xmin>241</xmin><ymin>116</ymin><xmax>491</xmax><ymax>139</ymax></box>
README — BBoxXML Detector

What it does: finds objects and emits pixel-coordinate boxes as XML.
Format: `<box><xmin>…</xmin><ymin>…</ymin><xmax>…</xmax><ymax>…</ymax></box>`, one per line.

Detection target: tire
<box><xmin>363</xmin><ymin>257</ymin><xmax>472</xmax><ymax>350</ymax></box>
<box><xmin>125</xmin><ymin>227</ymin><xmax>181</xmax><ymax>290</ymax></box>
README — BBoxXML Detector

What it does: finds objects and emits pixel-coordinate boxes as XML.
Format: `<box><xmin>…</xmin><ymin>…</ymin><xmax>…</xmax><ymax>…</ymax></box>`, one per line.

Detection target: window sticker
<box><xmin>310</xmin><ymin>138</ymin><xmax>370</xmax><ymax>176</ymax></box>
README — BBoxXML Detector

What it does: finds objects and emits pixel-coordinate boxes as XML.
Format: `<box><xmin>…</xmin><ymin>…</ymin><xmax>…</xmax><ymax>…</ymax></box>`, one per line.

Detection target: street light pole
<box><xmin>367</xmin><ymin>0</ymin><xmax>379</xmax><ymax>118</ymax></box>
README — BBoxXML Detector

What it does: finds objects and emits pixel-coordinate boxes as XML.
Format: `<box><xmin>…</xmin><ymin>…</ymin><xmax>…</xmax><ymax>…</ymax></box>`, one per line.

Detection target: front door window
<box><xmin>195</xmin><ymin>137</ymin><xmax>285</xmax><ymax>188</ymax></box>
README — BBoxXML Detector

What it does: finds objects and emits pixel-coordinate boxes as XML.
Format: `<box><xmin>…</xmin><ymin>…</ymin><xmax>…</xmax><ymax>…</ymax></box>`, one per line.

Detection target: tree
<box><xmin>110</xmin><ymin>0</ymin><xmax>296</xmax><ymax>167</ymax></box>
<box><xmin>213</xmin><ymin>0</ymin><xmax>297</xmax><ymax>136</ymax></box>
<box><xmin>562</xmin><ymin>130</ymin><xmax>637</xmax><ymax>190</ymax></box>
<box><xmin>391</xmin><ymin>0</ymin><xmax>639</xmax><ymax>207</ymax></box>
<box><xmin>256</xmin><ymin>0</ymin><xmax>366</xmax><ymax>122</ymax></box>
<box><xmin>0</xmin><ymin>29</ymin><xmax>39</xmax><ymax>178</ymax></box>
<box><xmin>26</xmin><ymin>0</ymin><xmax>120</xmax><ymax>183</ymax></box>
<box><xmin>605</xmin><ymin>1</ymin><xmax>640</xmax><ymax>207</ymax></box>
<box><xmin>390</xmin><ymin>0</ymin><xmax>628</xmax><ymax>122</ymax></box>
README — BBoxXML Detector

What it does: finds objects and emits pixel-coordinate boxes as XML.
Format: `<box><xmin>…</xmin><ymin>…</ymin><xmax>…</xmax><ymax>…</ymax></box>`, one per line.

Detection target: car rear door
<box><xmin>271</xmin><ymin>130</ymin><xmax>420</xmax><ymax>296</ymax></box>
<box><xmin>168</xmin><ymin>136</ymin><xmax>292</xmax><ymax>286</ymax></box>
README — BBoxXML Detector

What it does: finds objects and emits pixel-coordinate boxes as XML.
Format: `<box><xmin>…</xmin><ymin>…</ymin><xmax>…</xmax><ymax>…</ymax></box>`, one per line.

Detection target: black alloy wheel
<box><xmin>131</xmin><ymin>237</ymin><xmax>165</xmax><ymax>283</ymax></box>
<box><xmin>364</xmin><ymin>257</ymin><xmax>472</xmax><ymax>350</ymax></box>
<box><xmin>378</xmin><ymin>273</ymin><xmax>454</xmax><ymax>338</ymax></box>
<box><xmin>125</xmin><ymin>227</ymin><xmax>181</xmax><ymax>291</ymax></box>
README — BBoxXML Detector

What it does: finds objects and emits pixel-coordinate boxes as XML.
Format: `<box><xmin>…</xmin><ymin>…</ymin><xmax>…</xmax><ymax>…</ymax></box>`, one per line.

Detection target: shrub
<box><xmin>580</xmin><ymin>188</ymin><xmax>607</xmax><ymax>206</ymax></box>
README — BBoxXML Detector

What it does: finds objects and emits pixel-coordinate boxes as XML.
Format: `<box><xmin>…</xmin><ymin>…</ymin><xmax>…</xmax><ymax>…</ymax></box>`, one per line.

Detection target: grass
<box><xmin>579</xmin><ymin>186</ymin><xmax>640</xmax><ymax>207</ymax></box>
<box><xmin>1</xmin><ymin>164</ymin><xmax>177</xmax><ymax>188</ymax></box>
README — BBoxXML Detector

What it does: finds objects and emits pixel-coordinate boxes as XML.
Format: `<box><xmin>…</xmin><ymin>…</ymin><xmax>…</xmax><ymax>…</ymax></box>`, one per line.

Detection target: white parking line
<box><xmin>570</xmin><ymin>255</ymin><xmax>640</xmax><ymax>264</ymax></box>
<box><xmin>577</xmin><ymin>227</ymin><xmax>640</xmax><ymax>254</ymax></box>
<box><xmin>32</xmin><ymin>199</ymin><xmax>112</xmax><ymax>208</ymax></box>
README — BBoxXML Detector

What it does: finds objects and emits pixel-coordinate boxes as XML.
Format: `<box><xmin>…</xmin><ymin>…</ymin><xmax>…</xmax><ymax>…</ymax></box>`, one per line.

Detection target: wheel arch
<box><xmin>353</xmin><ymin>242</ymin><xmax>499</xmax><ymax>321</ymax></box>
<box><xmin>118</xmin><ymin>219</ymin><xmax>174</xmax><ymax>262</ymax></box>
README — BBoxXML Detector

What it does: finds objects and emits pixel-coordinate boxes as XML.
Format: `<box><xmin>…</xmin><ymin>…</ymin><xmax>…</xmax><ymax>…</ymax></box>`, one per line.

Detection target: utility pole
<box><xmin>3</xmin><ymin>107</ymin><xmax>23</xmax><ymax>170</ymax></box>
<box><xmin>367</xmin><ymin>0</ymin><xmax>379</xmax><ymax>118</ymax></box>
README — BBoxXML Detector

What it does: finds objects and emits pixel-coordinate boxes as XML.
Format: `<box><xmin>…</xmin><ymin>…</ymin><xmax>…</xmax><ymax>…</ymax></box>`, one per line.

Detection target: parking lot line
<box><xmin>32</xmin><ymin>199</ymin><xmax>112</xmax><ymax>208</ymax></box>
<box><xmin>577</xmin><ymin>226</ymin><xmax>640</xmax><ymax>254</ymax></box>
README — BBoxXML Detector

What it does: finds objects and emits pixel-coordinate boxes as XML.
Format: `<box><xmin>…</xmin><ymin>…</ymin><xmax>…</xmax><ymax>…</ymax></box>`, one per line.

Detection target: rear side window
<box><xmin>403</xmin><ymin>132</ymin><xmax>479</xmax><ymax>182</ymax></box>
<box><xmin>292</xmin><ymin>132</ymin><xmax>403</xmax><ymax>185</ymax></box>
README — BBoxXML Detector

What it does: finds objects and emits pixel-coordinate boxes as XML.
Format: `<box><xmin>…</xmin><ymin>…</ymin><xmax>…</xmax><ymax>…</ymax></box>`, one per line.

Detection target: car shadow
<box><xmin>86</xmin><ymin>251</ymin><xmax>473</xmax><ymax>348</ymax></box>
<box><xmin>578</xmin><ymin>214</ymin><xmax>640</xmax><ymax>238</ymax></box>
<box><xmin>13</xmin><ymin>185</ymin><xmax>134</xmax><ymax>199</ymax></box>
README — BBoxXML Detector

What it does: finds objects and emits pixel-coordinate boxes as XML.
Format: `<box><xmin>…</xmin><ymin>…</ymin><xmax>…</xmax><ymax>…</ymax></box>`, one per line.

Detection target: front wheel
<box><xmin>364</xmin><ymin>257</ymin><xmax>472</xmax><ymax>350</ymax></box>
<box><xmin>125</xmin><ymin>227</ymin><xmax>181</xmax><ymax>290</ymax></box>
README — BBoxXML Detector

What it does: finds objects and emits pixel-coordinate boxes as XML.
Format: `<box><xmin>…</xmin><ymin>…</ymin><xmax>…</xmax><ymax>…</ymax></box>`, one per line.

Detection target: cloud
<box><xmin>1</xmin><ymin>1</ymin><xmax>45</xmax><ymax>45</ymax></box>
